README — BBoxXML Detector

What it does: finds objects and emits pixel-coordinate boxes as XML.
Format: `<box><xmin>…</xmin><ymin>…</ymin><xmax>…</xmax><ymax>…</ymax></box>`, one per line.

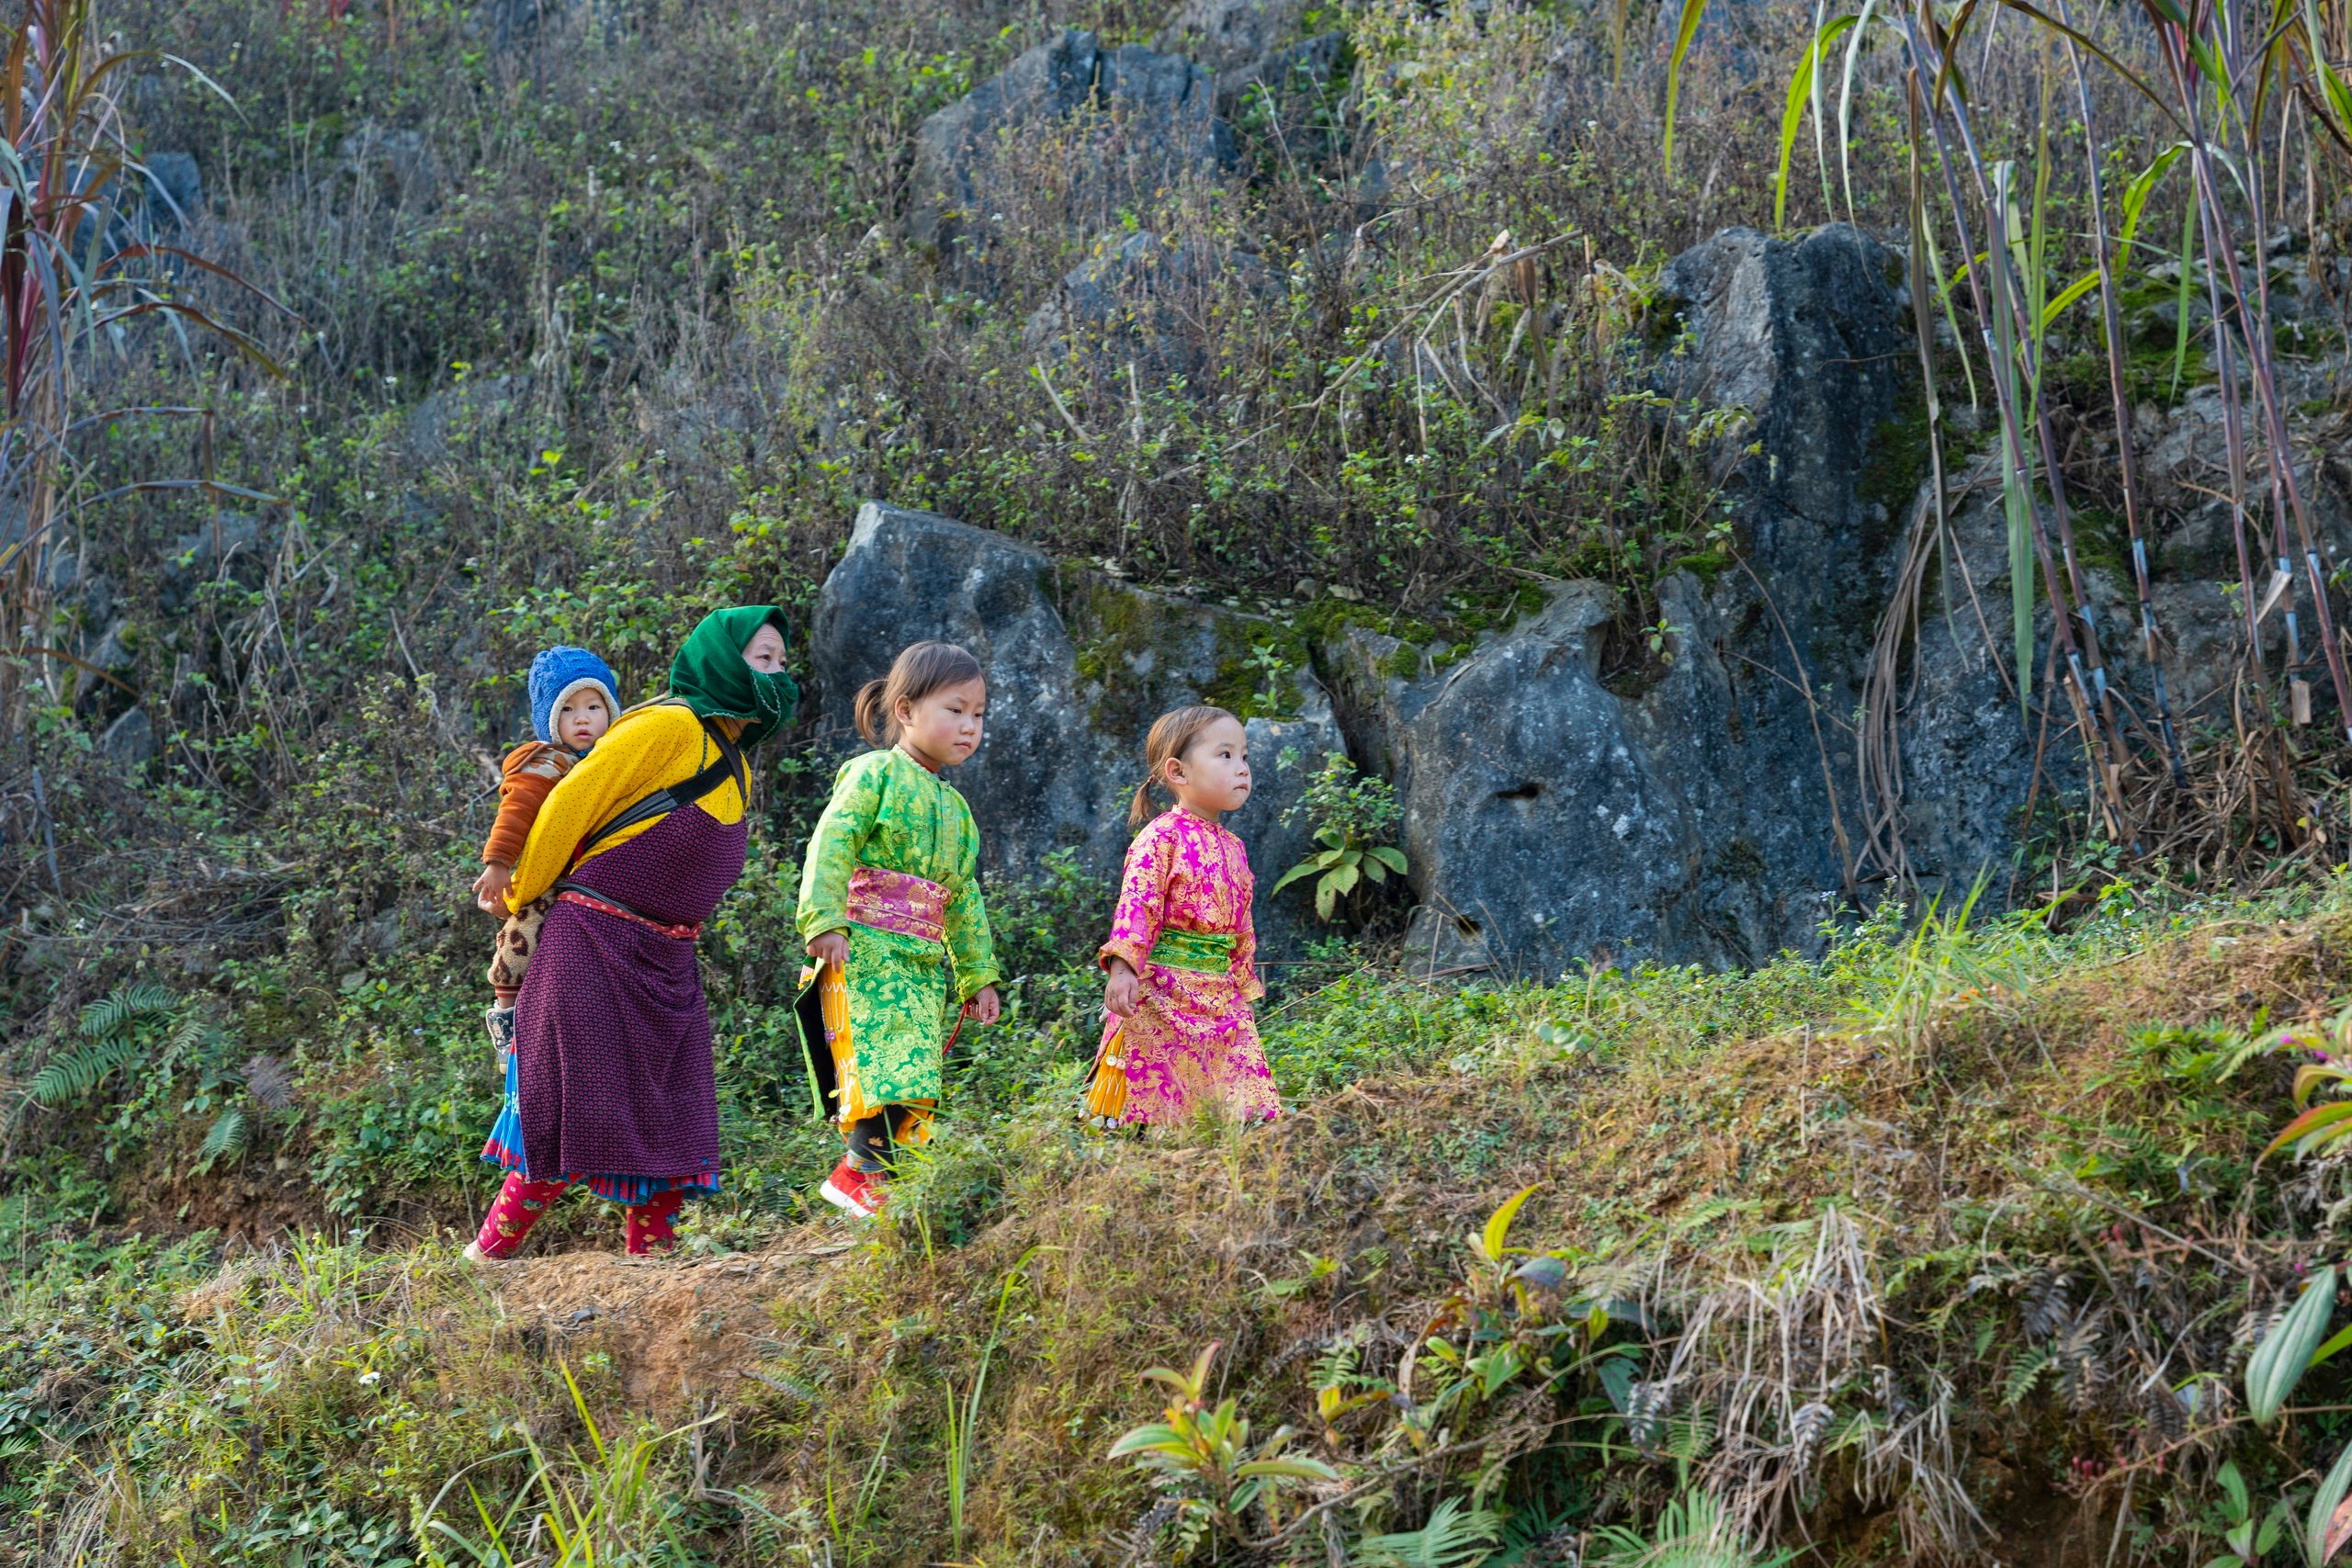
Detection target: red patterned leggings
<box><xmin>473</xmin><ymin>1173</ymin><xmax>686</xmax><ymax>1258</ymax></box>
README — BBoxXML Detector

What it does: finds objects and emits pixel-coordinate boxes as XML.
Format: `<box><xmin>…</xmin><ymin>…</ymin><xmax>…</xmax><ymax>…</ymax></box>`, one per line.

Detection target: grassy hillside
<box><xmin>15</xmin><ymin>882</ymin><xmax>2352</xmax><ymax>1564</ymax></box>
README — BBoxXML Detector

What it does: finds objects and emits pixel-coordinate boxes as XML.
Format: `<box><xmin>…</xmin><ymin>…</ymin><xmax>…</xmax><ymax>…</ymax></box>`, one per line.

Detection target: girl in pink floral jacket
<box><xmin>1097</xmin><ymin>705</ymin><xmax>1281</xmax><ymax>1126</ymax></box>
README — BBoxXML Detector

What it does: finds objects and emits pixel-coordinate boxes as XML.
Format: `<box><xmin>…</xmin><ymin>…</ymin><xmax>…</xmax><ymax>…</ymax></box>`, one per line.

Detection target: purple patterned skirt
<box><xmin>492</xmin><ymin>802</ymin><xmax>748</xmax><ymax>1198</ymax></box>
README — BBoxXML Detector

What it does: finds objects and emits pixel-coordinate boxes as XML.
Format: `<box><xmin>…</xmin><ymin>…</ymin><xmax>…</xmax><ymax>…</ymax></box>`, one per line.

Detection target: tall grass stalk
<box><xmin>0</xmin><ymin>0</ymin><xmax>277</xmax><ymax>728</ymax></box>
<box><xmin>414</xmin><ymin>1360</ymin><xmax>718</xmax><ymax>1568</ymax></box>
<box><xmin>1696</xmin><ymin>0</ymin><xmax>2352</xmax><ymax>875</ymax></box>
<box><xmin>942</xmin><ymin>1247</ymin><xmax>1038</xmax><ymax>1552</ymax></box>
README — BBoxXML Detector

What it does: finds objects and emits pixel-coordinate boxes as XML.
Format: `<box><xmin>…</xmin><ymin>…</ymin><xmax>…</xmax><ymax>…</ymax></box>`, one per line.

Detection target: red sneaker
<box><xmin>820</xmin><ymin>1159</ymin><xmax>886</xmax><ymax>1218</ymax></box>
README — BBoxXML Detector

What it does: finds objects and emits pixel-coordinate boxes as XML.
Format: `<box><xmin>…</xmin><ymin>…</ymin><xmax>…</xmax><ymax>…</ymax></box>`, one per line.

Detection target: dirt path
<box><xmin>466</xmin><ymin>1237</ymin><xmax>854</xmax><ymax>1416</ymax></box>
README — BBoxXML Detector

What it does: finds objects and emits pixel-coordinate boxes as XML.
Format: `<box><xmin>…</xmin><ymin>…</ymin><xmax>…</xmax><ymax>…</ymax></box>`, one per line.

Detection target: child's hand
<box><xmin>1103</xmin><ymin>959</ymin><xmax>1139</xmax><ymax>1019</ymax></box>
<box><xmin>807</xmin><ymin>929</ymin><xmax>849</xmax><ymax>971</ymax></box>
<box><xmin>473</xmin><ymin>861</ymin><xmax>513</xmax><ymax>914</ymax></box>
<box><xmin>968</xmin><ymin>986</ymin><xmax>1001</xmax><ymax>1027</ymax></box>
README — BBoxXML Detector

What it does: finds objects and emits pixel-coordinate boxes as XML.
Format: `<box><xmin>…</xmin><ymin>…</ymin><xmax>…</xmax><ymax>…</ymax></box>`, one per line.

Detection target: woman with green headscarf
<box><xmin>464</xmin><ymin>606</ymin><xmax>798</xmax><ymax>1262</ymax></box>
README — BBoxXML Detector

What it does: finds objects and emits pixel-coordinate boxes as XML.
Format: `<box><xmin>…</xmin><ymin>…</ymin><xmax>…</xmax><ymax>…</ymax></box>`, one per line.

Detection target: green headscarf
<box><xmin>669</xmin><ymin>605</ymin><xmax>800</xmax><ymax>750</ymax></box>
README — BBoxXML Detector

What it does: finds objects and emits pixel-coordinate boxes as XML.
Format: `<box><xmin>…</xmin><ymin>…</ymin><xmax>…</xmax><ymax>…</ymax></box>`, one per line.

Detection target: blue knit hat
<box><xmin>528</xmin><ymin>646</ymin><xmax>620</xmax><ymax>747</ymax></box>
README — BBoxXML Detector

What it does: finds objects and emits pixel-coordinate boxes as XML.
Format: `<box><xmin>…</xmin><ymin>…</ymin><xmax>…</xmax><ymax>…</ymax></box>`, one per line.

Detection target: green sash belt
<box><xmin>1148</xmin><ymin>929</ymin><xmax>1235</xmax><ymax>974</ymax></box>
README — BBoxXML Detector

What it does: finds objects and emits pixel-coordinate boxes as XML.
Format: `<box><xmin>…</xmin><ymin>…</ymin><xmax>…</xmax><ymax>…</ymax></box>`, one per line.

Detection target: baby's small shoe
<box><xmin>484</xmin><ymin>1003</ymin><xmax>517</xmax><ymax>1066</ymax></box>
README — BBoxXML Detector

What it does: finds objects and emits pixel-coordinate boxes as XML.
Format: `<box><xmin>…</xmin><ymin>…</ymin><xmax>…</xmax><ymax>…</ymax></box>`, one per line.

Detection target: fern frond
<box><xmin>27</xmin><ymin>1035</ymin><xmax>144</xmax><ymax>1106</ymax></box>
<box><xmin>1311</xmin><ymin>1337</ymin><xmax>1361</xmax><ymax>1393</ymax></box>
<box><xmin>195</xmin><ymin>1105</ymin><xmax>248</xmax><ymax>1171</ymax></box>
<box><xmin>1355</xmin><ymin>1496</ymin><xmax>1502</xmax><ymax>1568</ymax></box>
<box><xmin>1667</xmin><ymin>1401</ymin><xmax>1718</xmax><ymax>1463</ymax></box>
<box><xmin>79</xmin><ymin>981</ymin><xmax>175</xmax><ymax>1040</ymax></box>
<box><xmin>243</xmin><ymin>1053</ymin><xmax>295</xmax><ymax>1110</ymax></box>
<box><xmin>2002</xmin><ymin>1347</ymin><xmax>2054</xmax><ymax>1407</ymax></box>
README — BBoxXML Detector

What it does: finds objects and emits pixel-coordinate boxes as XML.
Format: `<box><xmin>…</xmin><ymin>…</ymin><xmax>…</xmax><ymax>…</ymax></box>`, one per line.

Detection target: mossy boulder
<box><xmin>809</xmin><ymin>502</ymin><xmax>1343</xmax><ymax>957</ymax></box>
<box><xmin>1296</xmin><ymin>225</ymin><xmax>1917</xmax><ymax>974</ymax></box>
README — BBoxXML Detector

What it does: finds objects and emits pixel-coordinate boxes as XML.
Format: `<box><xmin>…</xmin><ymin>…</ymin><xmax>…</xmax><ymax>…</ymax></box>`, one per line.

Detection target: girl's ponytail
<box><xmin>853</xmin><ymin>677</ymin><xmax>890</xmax><ymax>746</ymax></box>
<box><xmin>1127</xmin><ymin>779</ymin><xmax>1158</xmax><ymax>831</ymax></box>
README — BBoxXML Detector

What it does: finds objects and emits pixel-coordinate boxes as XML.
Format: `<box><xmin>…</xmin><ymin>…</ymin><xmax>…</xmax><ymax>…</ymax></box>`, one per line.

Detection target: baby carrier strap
<box><xmin>574</xmin><ymin>705</ymin><xmax>746</xmax><ymax>863</ymax></box>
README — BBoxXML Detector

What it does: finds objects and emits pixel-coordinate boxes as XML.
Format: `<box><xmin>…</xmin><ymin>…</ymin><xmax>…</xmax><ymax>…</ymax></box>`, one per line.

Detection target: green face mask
<box><xmin>669</xmin><ymin>605</ymin><xmax>800</xmax><ymax>749</ymax></box>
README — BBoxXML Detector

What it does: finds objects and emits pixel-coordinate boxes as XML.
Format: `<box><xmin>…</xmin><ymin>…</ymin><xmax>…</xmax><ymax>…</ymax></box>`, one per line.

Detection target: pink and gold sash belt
<box><xmin>846</xmin><ymin>865</ymin><xmax>948</xmax><ymax>943</ymax></box>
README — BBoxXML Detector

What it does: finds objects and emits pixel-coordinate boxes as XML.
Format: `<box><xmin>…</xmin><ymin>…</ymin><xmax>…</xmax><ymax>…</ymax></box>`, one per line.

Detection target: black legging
<box><xmin>847</xmin><ymin>1107</ymin><xmax>926</xmax><ymax>1172</ymax></box>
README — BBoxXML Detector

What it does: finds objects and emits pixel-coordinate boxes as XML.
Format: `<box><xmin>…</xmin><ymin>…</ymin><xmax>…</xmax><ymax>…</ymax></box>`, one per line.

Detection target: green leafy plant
<box><xmin>22</xmin><ymin>982</ymin><xmax>177</xmax><ymax>1108</ymax></box>
<box><xmin>2205</xmin><ymin>1460</ymin><xmax>2292</xmax><ymax>1567</ymax></box>
<box><xmin>413</xmin><ymin>1360</ymin><xmax>720</xmax><ymax>1567</ymax></box>
<box><xmin>1394</xmin><ymin>1185</ymin><xmax>1639</xmax><ymax>1450</ymax></box>
<box><xmin>1355</xmin><ymin>1496</ymin><xmax>1502</xmax><ymax>1568</ymax></box>
<box><xmin>2303</xmin><ymin>1437</ymin><xmax>2352</xmax><ymax>1568</ymax></box>
<box><xmin>1110</xmin><ymin>1341</ymin><xmax>1340</xmax><ymax>1553</ymax></box>
<box><xmin>1273</xmin><ymin>754</ymin><xmax>1408</xmax><ymax>920</ymax></box>
<box><xmin>188</xmin><ymin>1044</ymin><xmax>290</xmax><ymax>1175</ymax></box>
<box><xmin>2258</xmin><ymin>1004</ymin><xmax>2352</xmax><ymax>1164</ymax></box>
<box><xmin>1589</xmin><ymin>1484</ymin><xmax>1794</xmax><ymax>1568</ymax></box>
<box><xmin>2245</xmin><ymin>1266</ymin><xmax>2338</xmax><ymax>1427</ymax></box>
<box><xmin>18</xmin><ymin>983</ymin><xmax>277</xmax><ymax>1175</ymax></box>
<box><xmin>944</xmin><ymin>1249</ymin><xmax>1037</xmax><ymax>1551</ymax></box>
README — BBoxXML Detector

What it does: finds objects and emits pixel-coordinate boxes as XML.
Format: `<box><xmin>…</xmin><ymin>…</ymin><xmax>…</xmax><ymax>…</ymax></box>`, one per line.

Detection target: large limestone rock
<box><xmin>810</xmin><ymin>502</ymin><xmax>1344</xmax><ymax>958</ymax></box>
<box><xmin>1330</xmin><ymin>572</ymin><xmax>1848</xmax><ymax>976</ymax></box>
<box><xmin>1324</xmin><ymin>224</ymin><xmax>1913</xmax><ymax>975</ymax></box>
<box><xmin>906</xmin><ymin>29</ymin><xmax>1229</xmax><ymax>264</ymax></box>
<box><xmin>1894</xmin><ymin>410</ymin><xmax>2352</xmax><ymax>886</ymax></box>
<box><xmin>1650</xmin><ymin>224</ymin><xmax>1910</xmax><ymax>639</ymax></box>
<box><xmin>102</xmin><ymin>706</ymin><xmax>155</xmax><ymax>772</ymax></box>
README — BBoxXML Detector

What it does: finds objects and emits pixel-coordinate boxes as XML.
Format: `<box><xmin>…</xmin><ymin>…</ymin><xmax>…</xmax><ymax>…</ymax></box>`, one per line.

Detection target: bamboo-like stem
<box><xmin>1894</xmin><ymin>6</ymin><xmax>2141</xmax><ymax>846</ymax></box>
<box><xmin>2055</xmin><ymin>0</ymin><xmax>2188</xmax><ymax>784</ymax></box>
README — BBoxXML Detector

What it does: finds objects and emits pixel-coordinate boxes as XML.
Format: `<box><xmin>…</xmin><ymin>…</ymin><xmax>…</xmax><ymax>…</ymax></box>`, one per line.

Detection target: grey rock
<box><xmin>46</xmin><ymin>547</ymin><xmax>114</xmax><ymax>627</ymax></box>
<box><xmin>907</xmin><ymin>29</ymin><xmax>1229</xmax><ymax>266</ymax></box>
<box><xmin>1321</xmin><ymin>224</ymin><xmax>1913</xmax><ymax>975</ymax></box>
<box><xmin>1651</xmin><ymin>224</ymin><xmax>1908</xmax><ymax>629</ymax></box>
<box><xmin>472</xmin><ymin>0</ymin><xmax>621</xmax><ymax>51</ymax></box>
<box><xmin>101</xmin><ymin>706</ymin><xmax>155</xmax><ymax>771</ymax></box>
<box><xmin>160</xmin><ymin>515</ymin><xmax>269</xmax><ymax>620</ymax></box>
<box><xmin>85</xmin><ymin>617</ymin><xmax>135</xmax><ymax>673</ymax></box>
<box><xmin>1893</xmin><ymin>446</ymin><xmax>2346</xmax><ymax>888</ymax></box>
<box><xmin>403</xmin><ymin>374</ymin><xmax>529</xmax><ymax>465</ymax></box>
<box><xmin>1157</xmin><ymin>0</ymin><xmax>1306</xmax><ymax>73</ymax></box>
<box><xmin>480</xmin><ymin>0</ymin><xmax>557</xmax><ymax>50</ymax></box>
<box><xmin>1228</xmin><ymin>704</ymin><xmax>1348</xmax><ymax>961</ymax></box>
<box><xmin>1337</xmin><ymin>574</ymin><xmax>1838</xmax><ymax>976</ymax></box>
<box><xmin>809</xmin><ymin>501</ymin><xmax>1345</xmax><ymax>959</ymax></box>
<box><xmin>1217</xmin><ymin>30</ymin><xmax>1346</xmax><ymax>125</ymax></box>
<box><xmin>164</xmin><ymin>514</ymin><xmax>264</xmax><ymax>589</ymax></box>
<box><xmin>1650</xmin><ymin>0</ymin><xmax>1770</xmax><ymax>76</ymax></box>
<box><xmin>336</xmin><ymin>125</ymin><xmax>441</xmax><ymax>209</ymax></box>
<box><xmin>1156</xmin><ymin>0</ymin><xmax>1345</xmax><ymax>127</ymax></box>
<box><xmin>641</xmin><ymin>362</ymin><xmax>772</xmax><ymax>465</ymax></box>
<box><xmin>1402</xmin><ymin>903</ymin><xmax>1493</xmax><ymax>979</ymax></box>
<box><xmin>1024</xmin><ymin>229</ymin><xmax>1279</xmax><ymax>389</ymax></box>
<box><xmin>338</xmin><ymin>908</ymin><xmax>409</xmax><ymax>968</ymax></box>
<box><xmin>143</xmin><ymin>152</ymin><xmax>201</xmax><ymax>226</ymax></box>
